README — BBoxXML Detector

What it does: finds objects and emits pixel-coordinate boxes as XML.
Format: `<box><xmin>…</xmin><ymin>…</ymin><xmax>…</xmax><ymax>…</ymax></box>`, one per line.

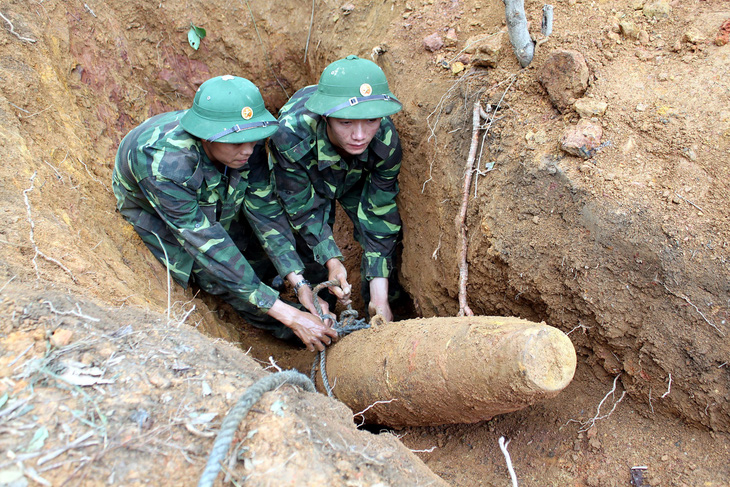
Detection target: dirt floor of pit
<box><xmin>1</xmin><ymin>0</ymin><xmax>730</xmax><ymax>486</ymax></box>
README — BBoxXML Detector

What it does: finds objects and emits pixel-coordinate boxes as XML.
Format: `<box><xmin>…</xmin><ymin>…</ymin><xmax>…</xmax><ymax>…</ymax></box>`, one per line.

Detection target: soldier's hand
<box><xmin>368</xmin><ymin>277</ymin><xmax>393</xmax><ymax>322</ymax></box>
<box><xmin>296</xmin><ymin>284</ymin><xmax>333</xmax><ymax>327</ymax></box>
<box><xmin>325</xmin><ymin>258</ymin><xmax>352</xmax><ymax>306</ymax></box>
<box><xmin>288</xmin><ymin>309</ymin><xmax>339</xmax><ymax>352</ymax></box>
<box><xmin>266</xmin><ymin>300</ymin><xmax>337</xmax><ymax>352</ymax></box>
<box><xmin>368</xmin><ymin>301</ymin><xmax>393</xmax><ymax>322</ymax></box>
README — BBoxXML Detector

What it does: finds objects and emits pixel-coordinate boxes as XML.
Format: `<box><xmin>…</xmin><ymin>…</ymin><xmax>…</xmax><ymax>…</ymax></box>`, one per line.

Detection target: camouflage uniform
<box><xmin>268</xmin><ymin>85</ymin><xmax>402</xmax><ymax>300</ymax></box>
<box><xmin>113</xmin><ymin>110</ymin><xmax>305</xmax><ymax>339</ymax></box>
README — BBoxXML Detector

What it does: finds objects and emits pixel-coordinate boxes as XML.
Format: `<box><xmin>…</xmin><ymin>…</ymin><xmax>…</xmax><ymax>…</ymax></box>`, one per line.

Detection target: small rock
<box><xmin>538</xmin><ymin>50</ymin><xmax>590</xmax><ymax>113</ymax></box>
<box><xmin>574</xmin><ymin>97</ymin><xmax>608</xmax><ymax>118</ymax></box>
<box><xmin>643</xmin><ymin>0</ymin><xmax>671</xmax><ymax>19</ymax></box>
<box><xmin>635</xmin><ymin>49</ymin><xmax>655</xmax><ymax>62</ymax></box>
<box><xmin>435</xmin><ymin>55</ymin><xmax>449</xmax><ymax>69</ymax></box>
<box><xmin>423</xmin><ymin>32</ymin><xmax>444</xmax><ymax>52</ymax></box>
<box><xmin>444</xmin><ymin>28</ymin><xmax>458</xmax><ymax>47</ymax></box>
<box><xmin>148</xmin><ymin>373</ymin><xmax>172</xmax><ymax>389</ymax></box>
<box><xmin>638</xmin><ymin>30</ymin><xmax>650</xmax><ymax>44</ymax></box>
<box><xmin>620</xmin><ymin>21</ymin><xmax>639</xmax><ymax>40</ymax></box>
<box><xmin>341</xmin><ymin>3</ymin><xmax>355</xmax><ymax>15</ymax></box>
<box><xmin>715</xmin><ymin>19</ymin><xmax>730</xmax><ymax>46</ymax></box>
<box><xmin>464</xmin><ymin>31</ymin><xmax>504</xmax><ymax>68</ymax></box>
<box><xmin>456</xmin><ymin>53</ymin><xmax>471</xmax><ymax>65</ymax></box>
<box><xmin>50</xmin><ymin>328</ymin><xmax>74</xmax><ymax>348</ymax></box>
<box><xmin>622</xmin><ymin>136</ymin><xmax>636</xmax><ymax>154</ymax></box>
<box><xmin>451</xmin><ymin>61</ymin><xmax>465</xmax><ymax>74</ymax></box>
<box><xmin>560</xmin><ymin>119</ymin><xmax>603</xmax><ymax>159</ymax></box>
<box><xmin>606</xmin><ymin>31</ymin><xmax>621</xmax><ymax>43</ymax></box>
<box><xmin>533</xmin><ymin>130</ymin><xmax>548</xmax><ymax>144</ymax></box>
<box><xmin>683</xmin><ymin>30</ymin><xmax>705</xmax><ymax>44</ymax></box>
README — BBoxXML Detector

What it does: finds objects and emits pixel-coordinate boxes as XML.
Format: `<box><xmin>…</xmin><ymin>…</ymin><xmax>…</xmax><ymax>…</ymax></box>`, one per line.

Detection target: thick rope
<box><xmin>310</xmin><ymin>280</ymin><xmax>370</xmax><ymax>396</ymax></box>
<box><xmin>197</xmin><ymin>370</ymin><xmax>315</xmax><ymax>487</ymax></box>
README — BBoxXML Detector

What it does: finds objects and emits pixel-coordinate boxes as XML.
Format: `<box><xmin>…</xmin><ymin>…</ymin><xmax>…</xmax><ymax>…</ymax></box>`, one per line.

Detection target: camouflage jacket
<box><xmin>268</xmin><ymin>85</ymin><xmax>402</xmax><ymax>279</ymax></box>
<box><xmin>112</xmin><ymin>110</ymin><xmax>304</xmax><ymax>312</ymax></box>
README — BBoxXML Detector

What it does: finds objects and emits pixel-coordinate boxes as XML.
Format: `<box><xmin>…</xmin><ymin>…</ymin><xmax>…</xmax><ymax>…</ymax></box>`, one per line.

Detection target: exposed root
<box><xmin>353</xmin><ymin>398</ymin><xmax>397</xmax><ymax>427</ymax></box>
<box><xmin>423</xmin><ymin>70</ymin><xmax>489</xmax><ymax>193</ymax></box>
<box><xmin>0</xmin><ymin>11</ymin><xmax>37</xmax><ymax>43</ymax></box>
<box><xmin>661</xmin><ymin>373</ymin><xmax>672</xmax><ymax>399</ymax></box>
<box><xmin>23</xmin><ymin>172</ymin><xmax>78</xmax><ymax>283</ymax></box>
<box><xmin>498</xmin><ymin>436</ymin><xmax>518</xmax><ymax>487</ymax></box>
<box><xmin>655</xmin><ymin>278</ymin><xmax>725</xmax><ymax>337</ymax></box>
<box><xmin>572</xmin><ymin>375</ymin><xmax>627</xmax><ymax>433</ymax></box>
<box><xmin>455</xmin><ymin>99</ymin><xmax>481</xmax><ymax>317</ymax></box>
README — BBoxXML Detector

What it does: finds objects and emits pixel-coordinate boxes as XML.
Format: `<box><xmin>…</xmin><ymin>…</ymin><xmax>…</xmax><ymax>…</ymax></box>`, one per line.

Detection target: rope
<box><xmin>198</xmin><ymin>282</ymin><xmax>369</xmax><ymax>485</ymax></box>
<box><xmin>197</xmin><ymin>370</ymin><xmax>315</xmax><ymax>487</ymax></box>
<box><xmin>309</xmin><ymin>280</ymin><xmax>370</xmax><ymax>396</ymax></box>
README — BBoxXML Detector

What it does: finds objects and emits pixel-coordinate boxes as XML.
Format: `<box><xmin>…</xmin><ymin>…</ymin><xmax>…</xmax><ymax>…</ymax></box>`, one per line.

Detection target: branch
<box><xmin>504</xmin><ymin>0</ymin><xmax>534</xmax><ymax>67</ymax></box>
<box><xmin>455</xmin><ymin>99</ymin><xmax>481</xmax><ymax>317</ymax></box>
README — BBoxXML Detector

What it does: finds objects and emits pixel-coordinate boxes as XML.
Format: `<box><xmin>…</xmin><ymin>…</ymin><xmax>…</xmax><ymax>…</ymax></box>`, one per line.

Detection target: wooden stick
<box><xmin>504</xmin><ymin>0</ymin><xmax>534</xmax><ymax>67</ymax></box>
<box><xmin>455</xmin><ymin>100</ymin><xmax>481</xmax><ymax>317</ymax></box>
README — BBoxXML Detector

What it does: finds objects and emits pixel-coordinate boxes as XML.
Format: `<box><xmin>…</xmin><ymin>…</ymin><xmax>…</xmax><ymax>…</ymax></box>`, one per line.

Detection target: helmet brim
<box><xmin>180</xmin><ymin>109</ymin><xmax>279</xmax><ymax>143</ymax></box>
<box><xmin>305</xmin><ymin>92</ymin><xmax>402</xmax><ymax>119</ymax></box>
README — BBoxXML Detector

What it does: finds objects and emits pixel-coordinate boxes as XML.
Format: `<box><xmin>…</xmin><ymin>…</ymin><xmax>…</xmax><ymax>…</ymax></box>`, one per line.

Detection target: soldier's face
<box><xmin>325</xmin><ymin>118</ymin><xmax>381</xmax><ymax>156</ymax></box>
<box><xmin>202</xmin><ymin>140</ymin><xmax>257</xmax><ymax>169</ymax></box>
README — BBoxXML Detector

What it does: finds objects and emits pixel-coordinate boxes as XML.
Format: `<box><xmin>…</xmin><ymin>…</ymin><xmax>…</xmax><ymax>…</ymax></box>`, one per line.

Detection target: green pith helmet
<box><xmin>305</xmin><ymin>55</ymin><xmax>402</xmax><ymax>119</ymax></box>
<box><xmin>180</xmin><ymin>75</ymin><xmax>279</xmax><ymax>143</ymax></box>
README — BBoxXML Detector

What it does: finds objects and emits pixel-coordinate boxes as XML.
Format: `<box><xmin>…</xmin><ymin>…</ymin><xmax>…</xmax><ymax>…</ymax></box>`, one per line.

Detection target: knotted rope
<box><xmin>198</xmin><ymin>281</ymin><xmax>370</xmax><ymax>486</ymax></box>
<box><xmin>309</xmin><ymin>279</ymin><xmax>370</xmax><ymax>396</ymax></box>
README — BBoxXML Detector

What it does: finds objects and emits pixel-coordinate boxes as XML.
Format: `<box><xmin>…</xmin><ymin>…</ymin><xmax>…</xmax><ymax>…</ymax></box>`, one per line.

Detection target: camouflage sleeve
<box><xmin>268</xmin><ymin>146</ymin><xmax>343</xmax><ymax>266</ymax></box>
<box><xmin>242</xmin><ymin>149</ymin><xmax>305</xmax><ymax>278</ymax></box>
<box><xmin>357</xmin><ymin>130</ymin><xmax>403</xmax><ymax>279</ymax></box>
<box><xmin>137</xmin><ymin>175</ymin><xmax>280</xmax><ymax>312</ymax></box>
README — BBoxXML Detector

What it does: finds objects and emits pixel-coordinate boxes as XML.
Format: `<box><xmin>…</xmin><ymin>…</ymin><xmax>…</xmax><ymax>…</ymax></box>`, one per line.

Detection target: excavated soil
<box><xmin>1</xmin><ymin>0</ymin><xmax>730</xmax><ymax>486</ymax></box>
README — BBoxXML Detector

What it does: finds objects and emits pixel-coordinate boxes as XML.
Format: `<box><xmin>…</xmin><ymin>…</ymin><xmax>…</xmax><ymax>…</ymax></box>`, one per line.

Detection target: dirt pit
<box><xmin>1</xmin><ymin>0</ymin><xmax>730</xmax><ymax>485</ymax></box>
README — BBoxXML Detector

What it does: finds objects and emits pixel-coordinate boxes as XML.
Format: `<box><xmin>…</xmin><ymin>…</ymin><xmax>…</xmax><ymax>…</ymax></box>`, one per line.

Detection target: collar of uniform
<box><xmin>198</xmin><ymin>141</ymin><xmax>247</xmax><ymax>189</ymax></box>
<box><xmin>315</xmin><ymin>117</ymin><xmax>368</xmax><ymax>171</ymax></box>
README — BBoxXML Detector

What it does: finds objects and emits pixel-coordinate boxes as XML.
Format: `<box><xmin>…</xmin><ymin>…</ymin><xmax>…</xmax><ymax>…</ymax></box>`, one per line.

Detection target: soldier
<box><xmin>113</xmin><ymin>75</ymin><xmax>337</xmax><ymax>352</ymax></box>
<box><xmin>268</xmin><ymin>55</ymin><xmax>403</xmax><ymax>321</ymax></box>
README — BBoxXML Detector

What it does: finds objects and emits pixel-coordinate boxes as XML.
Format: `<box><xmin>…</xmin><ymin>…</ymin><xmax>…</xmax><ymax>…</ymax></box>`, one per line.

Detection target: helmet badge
<box><xmin>241</xmin><ymin>107</ymin><xmax>254</xmax><ymax>120</ymax></box>
<box><xmin>359</xmin><ymin>83</ymin><xmax>372</xmax><ymax>97</ymax></box>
